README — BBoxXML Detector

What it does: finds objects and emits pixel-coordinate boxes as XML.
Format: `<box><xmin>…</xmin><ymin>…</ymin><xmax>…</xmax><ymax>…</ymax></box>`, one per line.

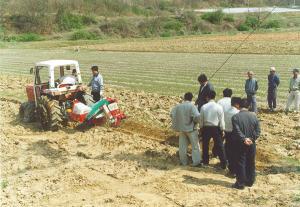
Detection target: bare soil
<box><xmin>0</xmin><ymin>75</ymin><xmax>300</xmax><ymax>206</ymax></box>
<box><xmin>75</xmin><ymin>32</ymin><xmax>300</xmax><ymax>55</ymax></box>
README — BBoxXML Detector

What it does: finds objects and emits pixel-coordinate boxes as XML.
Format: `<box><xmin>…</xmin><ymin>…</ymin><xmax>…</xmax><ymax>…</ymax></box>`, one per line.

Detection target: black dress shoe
<box><xmin>201</xmin><ymin>161</ymin><xmax>209</xmax><ymax>166</ymax></box>
<box><xmin>225</xmin><ymin>172</ymin><xmax>236</xmax><ymax>178</ymax></box>
<box><xmin>232</xmin><ymin>183</ymin><xmax>245</xmax><ymax>190</ymax></box>
<box><xmin>220</xmin><ymin>162</ymin><xmax>227</xmax><ymax>170</ymax></box>
<box><xmin>228</xmin><ymin>170</ymin><xmax>236</xmax><ymax>176</ymax></box>
<box><xmin>245</xmin><ymin>182</ymin><xmax>254</xmax><ymax>187</ymax></box>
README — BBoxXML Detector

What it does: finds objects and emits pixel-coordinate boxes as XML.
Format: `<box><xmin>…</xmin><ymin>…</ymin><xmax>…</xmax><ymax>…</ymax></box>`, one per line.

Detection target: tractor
<box><xmin>21</xmin><ymin>60</ymin><xmax>125</xmax><ymax>131</ymax></box>
<box><xmin>23</xmin><ymin>60</ymin><xmax>86</xmax><ymax>131</ymax></box>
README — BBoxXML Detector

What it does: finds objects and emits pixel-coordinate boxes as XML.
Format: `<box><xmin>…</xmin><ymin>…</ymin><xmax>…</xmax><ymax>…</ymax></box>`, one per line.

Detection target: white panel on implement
<box><xmin>108</xmin><ymin>103</ymin><xmax>119</xmax><ymax>111</ymax></box>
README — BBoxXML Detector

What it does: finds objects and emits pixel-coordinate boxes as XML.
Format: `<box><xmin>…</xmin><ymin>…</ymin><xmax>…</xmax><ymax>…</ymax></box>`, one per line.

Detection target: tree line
<box><xmin>0</xmin><ymin>0</ymin><xmax>294</xmax><ymax>36</ymax></box>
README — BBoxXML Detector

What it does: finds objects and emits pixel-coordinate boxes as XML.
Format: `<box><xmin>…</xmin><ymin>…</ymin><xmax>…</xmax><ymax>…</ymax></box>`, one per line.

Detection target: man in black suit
<box><xmin>231</xmin><ymin>98</ymin><xmax>261</xmax><ymax>190</ymax></box>
<box><xmin>196</xmin><ymin>74</ymin><xmax>216</xmax><ymax>156</ymax></box>
<box><xmin>195</xmin><ymin>74</ymin><xmax>214</xmax><ymax>112</ymax></box>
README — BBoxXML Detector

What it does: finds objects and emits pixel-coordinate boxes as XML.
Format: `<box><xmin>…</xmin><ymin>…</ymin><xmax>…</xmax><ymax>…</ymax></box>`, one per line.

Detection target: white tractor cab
<box><xmin>25</xmin><ymin>60</ymin><xmax>91</xmax><ymax>131</ymax></box>
<box><xmin>32</xmin><ymin>60</ymin><xmax>83</xmax><ymax>98</ymax></box>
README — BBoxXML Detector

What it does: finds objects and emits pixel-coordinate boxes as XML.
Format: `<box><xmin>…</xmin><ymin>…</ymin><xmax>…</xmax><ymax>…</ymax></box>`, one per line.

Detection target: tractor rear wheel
<box><xmin>19</xmin><ymin>102</ymin><xmax>25</xmax><ymax>120</ymax></box>
<box><xmin>37</xmin><ymin>96</ymin><xmax>63</xmax><ymax>131</ymax></box>
<box><xmin>19</xmin><ymin>102</ymin><xmax>36</xmax><ymax>123</ymax></box>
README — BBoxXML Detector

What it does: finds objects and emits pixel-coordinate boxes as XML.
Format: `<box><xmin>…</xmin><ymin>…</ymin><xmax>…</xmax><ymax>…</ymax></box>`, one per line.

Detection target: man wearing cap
<box><xmin>245</xmin><ymin>71</ymin><xmax>258</xmax><ymax>113</ymax></box>
<box><xmin>267</xmin><ymin>67</ymin><xmax>280</xmax><ymax>112</ymax></box>
<box><xmin>88</xmin><ymin>65</ymin><xmax>104</xmax><ymax>102</ymax></box>
<box><xmin>285</xmin><ymin>68</ymin><xmax>300</xmax><ymax>113</ymax></box>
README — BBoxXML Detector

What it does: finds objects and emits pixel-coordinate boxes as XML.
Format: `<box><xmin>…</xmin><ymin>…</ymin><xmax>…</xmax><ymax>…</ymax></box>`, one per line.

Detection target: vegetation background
<box><xmin>0</xmin><ymin>2</ymin><xmax>299</xmax><ymax>206</ymax></box>
<box><xmin>0</xmin><ymin>0</ymin><xmax>299</xmax><ymax>41</ymax></box>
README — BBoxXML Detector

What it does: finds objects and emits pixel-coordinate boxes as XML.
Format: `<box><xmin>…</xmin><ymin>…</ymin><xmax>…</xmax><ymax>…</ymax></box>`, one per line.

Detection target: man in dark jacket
<box><xmin>268</xmin><ymin>67</ymin><xmax>280</xmax><ymax>112</ymax></box>
<box><xmin>231</xmin><ymin>98</ymin><xmax>261</xmax><ymax>190</ymax></box>
<box><xmin>195</xmin><ymin>74</ymin><xmax>214</xmax><ymax>112</ymax></box>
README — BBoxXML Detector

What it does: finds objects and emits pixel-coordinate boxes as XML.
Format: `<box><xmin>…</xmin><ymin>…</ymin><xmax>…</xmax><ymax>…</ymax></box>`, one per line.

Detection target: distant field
<box><xmin>1</xmin><ymin>48</ymin><xmax>299</xmax><ymax>107</ymax></box>
<box><xmin>79</xmin><ymin>32</ymin><xmax>300</xmax><ymax>55</ymax></box>
<box><xmin>1</xmin><ymin>32</ymin><xmax>299</xmax><ymax>55</ymax></box>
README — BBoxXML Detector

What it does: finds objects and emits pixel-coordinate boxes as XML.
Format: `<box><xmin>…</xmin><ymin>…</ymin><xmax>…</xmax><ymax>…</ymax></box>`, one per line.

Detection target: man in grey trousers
<box><xmin>171</xmin><ymin>92</ymin><xmax>201</xmax><ymax>167</ymax></box>
<box><xmin>267</xmin><ymin>67</ymin><xmax>280</xmax><ymax>112</ymax></box>
<box><xmin>245</xmin><ymin>71</ymin><xmax>258</xmax><ymax>113</ymax></box>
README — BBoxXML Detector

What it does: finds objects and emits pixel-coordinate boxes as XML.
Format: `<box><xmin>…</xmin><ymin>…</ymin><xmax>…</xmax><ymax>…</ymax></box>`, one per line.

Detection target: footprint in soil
<box><xmin>27</xmin><ymin>140</ymin><xmax>69</xmax><ymax>164</ymax></box>
<box><xmin>76</xmin><ymin>151</ymin><xmax>91</xmax><ymax>159</ymax></box>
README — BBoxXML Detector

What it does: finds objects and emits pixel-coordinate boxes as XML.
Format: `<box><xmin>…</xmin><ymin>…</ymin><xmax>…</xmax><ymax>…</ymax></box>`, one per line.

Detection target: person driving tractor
<box><xmin>59</xmin><ymin>69</ymin><xmax>77</xmax><ymax>85</ymax></box>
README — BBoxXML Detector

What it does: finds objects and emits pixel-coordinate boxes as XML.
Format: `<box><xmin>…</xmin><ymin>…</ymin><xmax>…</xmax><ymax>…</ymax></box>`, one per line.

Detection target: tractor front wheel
<box><xmin>37</xmin><ymin>96</ymin><xmax>63</xmax><ymax>131</ymax></box>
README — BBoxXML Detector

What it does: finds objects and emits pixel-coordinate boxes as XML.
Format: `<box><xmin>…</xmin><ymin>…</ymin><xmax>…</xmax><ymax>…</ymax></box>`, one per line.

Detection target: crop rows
<box><xmin>80</xmin><ymin>32</ymin><xmax>300</xmax><ymax>55</ymax></box>
<box><xmin>1</xmin><ymin>48</ymin><xmax>300</xmax><ymax>106</ymax></box>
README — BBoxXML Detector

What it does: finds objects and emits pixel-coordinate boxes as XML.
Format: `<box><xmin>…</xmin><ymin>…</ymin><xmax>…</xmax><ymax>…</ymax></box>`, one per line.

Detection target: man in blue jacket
<box><xmin>88</xmin><ymin>65</ymin><xmax>104</xmax><ymax>102</ymax></box>
<box><xmin>245</xmin><ymin>71</ymin><xmax>258</xmax><ymax>113</ymax></box>
<box><xmin>268</xmin><ymin>67</ymin><xmax>280</xmax><ymax>112</ymax></box>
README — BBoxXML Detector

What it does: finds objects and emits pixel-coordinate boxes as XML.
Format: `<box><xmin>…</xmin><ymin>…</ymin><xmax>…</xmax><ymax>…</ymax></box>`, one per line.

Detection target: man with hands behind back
<box><xmin>231</xmin><ymin>98</ymin><xmax>261</xmax><ymax>190</ymax></box>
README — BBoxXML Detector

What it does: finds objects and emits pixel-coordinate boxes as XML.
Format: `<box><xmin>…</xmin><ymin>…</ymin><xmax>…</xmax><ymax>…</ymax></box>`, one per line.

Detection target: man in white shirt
<box><xmin>285</xmin><ymin>68</ymin><xmax>300</xmax><ymax>113</ymax></box>
<box><xmin>199</xmin><ymin>90</ymin><xmax>227</xmax><ymax>169</ymax></box>
<box><xmin>224</xmin><ymin>97</ymin><xmax>241</xmax><ymax>176</ymax></box>
<box><xmin>213</xmin><ymin>88</ymin><xmax>232</xmax><ymax>156</ymax></box>
<box><xmin>218</xmin><ymin>88</ymin><xmax>233</xmax><ymax>112</ymax></box>
<box><xmin>59</xmin><ymin>75</ymin><xmax>76</xmax><ymax>85</ymax></box>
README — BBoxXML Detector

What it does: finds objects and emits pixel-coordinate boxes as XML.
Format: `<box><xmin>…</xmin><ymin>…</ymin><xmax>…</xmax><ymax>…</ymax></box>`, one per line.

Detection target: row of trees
<box><xmin>0</xmin><ymin>0</ymin><xmax>293</xmax><ymax>35</ymax></box>
<box><xmin>1</xmin><ymin>0</ymin><xmax>294</xmax><ymax>17</ymax></box>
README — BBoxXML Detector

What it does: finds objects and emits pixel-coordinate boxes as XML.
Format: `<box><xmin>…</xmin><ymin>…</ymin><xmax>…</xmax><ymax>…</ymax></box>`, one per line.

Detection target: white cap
<box><xmin>270</xmin><ymin>67</ymin><xmax>276</xmax><ymax>72</ymax></box>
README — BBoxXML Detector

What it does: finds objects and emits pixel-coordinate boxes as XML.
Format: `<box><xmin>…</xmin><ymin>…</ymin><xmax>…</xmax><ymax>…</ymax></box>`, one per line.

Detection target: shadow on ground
<box><xmin>261</xmin><ymin>165</ymin><xmax>300</xmax><ymax>175</ymax></box>
<box><xmin>182</xmin><ymin>175</ymin><xmax>232</xmax><ymax>188</ymax></box>
<box><xmin>27</xmin><ymin>140</ymin><xmax>70</xmax><ymax>165</ymax></box>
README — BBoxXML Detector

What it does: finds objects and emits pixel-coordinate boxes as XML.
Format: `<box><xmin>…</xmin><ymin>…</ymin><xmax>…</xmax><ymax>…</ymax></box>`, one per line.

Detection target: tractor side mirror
<box><xmin>30</xmin><ymin>68</ymin><xmax>33</xmax><ymax>74</ymax></box>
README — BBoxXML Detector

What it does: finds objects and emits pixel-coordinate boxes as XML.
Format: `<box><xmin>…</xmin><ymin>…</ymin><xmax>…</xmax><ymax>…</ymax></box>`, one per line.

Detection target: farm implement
<box><xmin>19</xmin><ymin>60</ymin><xmax>126</xmax><ymax>131</ymax></box>
<box><xmin>70</xmin><ymin>97</ymin><xmax>126</xmax><ymax>129</ymax></box>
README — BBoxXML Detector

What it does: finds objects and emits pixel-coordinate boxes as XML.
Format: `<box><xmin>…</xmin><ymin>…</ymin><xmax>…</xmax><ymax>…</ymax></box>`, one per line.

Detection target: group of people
<box><xmin>245</xmin><ymin>67</ymin><xmax>300</xmax><ymax>113</ymax></box>
<box><xmin>171</xmin><ymin>67</ymin><xmax>300</xmax><ymax>190</ymax></box>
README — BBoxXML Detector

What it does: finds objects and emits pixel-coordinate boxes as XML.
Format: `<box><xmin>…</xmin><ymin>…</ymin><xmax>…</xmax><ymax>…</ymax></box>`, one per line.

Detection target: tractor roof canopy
<box><xmin>35</xmin><ymin>60</ymin><xmax>79</xmax><ymax>68</ymax></box>
<box><xmin>34</xmin><ymin>60</ymin><xmax>82</xmax><ymax>87</ymax></box>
